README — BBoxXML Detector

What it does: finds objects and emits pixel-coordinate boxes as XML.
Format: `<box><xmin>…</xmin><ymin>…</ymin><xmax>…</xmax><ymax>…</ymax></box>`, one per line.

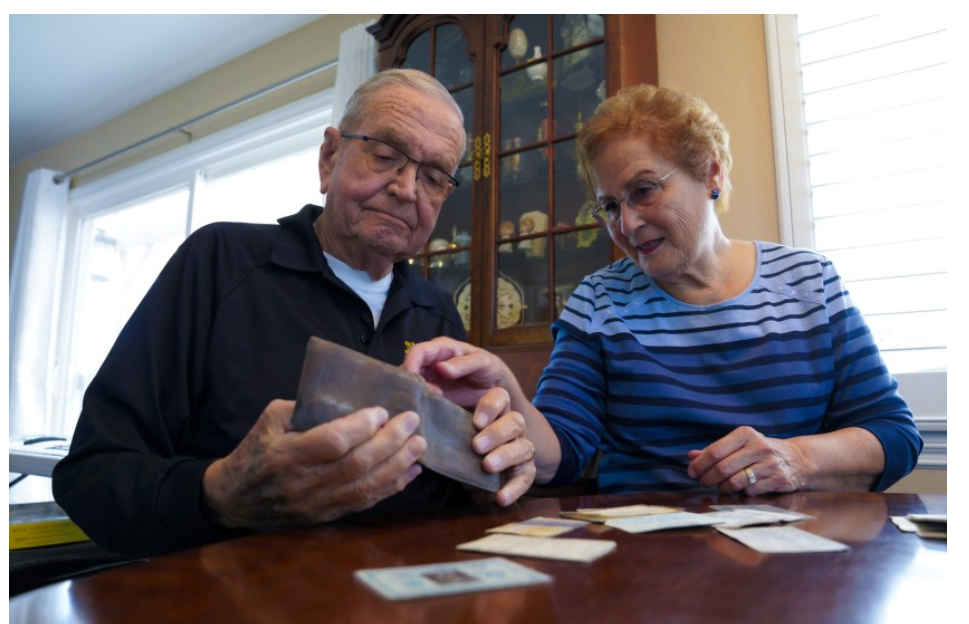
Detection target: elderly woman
<box><xmin>405</xmin><ymin>84</ymin><xmax>922</xmax><ymax>495</ymax></box>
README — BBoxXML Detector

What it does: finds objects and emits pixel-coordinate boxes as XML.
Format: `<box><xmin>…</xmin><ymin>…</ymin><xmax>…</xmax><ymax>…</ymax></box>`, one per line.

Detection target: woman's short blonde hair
<box><xmin>576</xmin><ymin>84</ymin><xmax>733</xmax><ymax>212</ymax></box>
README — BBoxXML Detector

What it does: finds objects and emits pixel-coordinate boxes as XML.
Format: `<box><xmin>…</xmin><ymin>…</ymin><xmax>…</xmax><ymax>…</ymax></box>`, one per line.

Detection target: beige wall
<box><xmin>657</xmin><ymin>14</ymin><xmax>779</xmax><ymax>245</ymax></box>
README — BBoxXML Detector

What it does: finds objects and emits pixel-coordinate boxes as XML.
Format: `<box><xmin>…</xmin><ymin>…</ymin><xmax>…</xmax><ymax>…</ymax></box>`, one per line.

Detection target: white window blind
<box><xmin>767</xmin><ymin>14</ymin><xmax>947</xmax><ymax>467</ymax></box>
<box><xmin>796</xmin><ymin>14</ymin><xmax>947</xmax><ymax>375</ymax></box>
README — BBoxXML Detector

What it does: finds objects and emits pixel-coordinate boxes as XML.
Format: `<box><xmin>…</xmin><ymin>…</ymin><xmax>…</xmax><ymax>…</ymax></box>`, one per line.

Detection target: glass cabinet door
<box><xmin>491</xmin><ymin>15</ymin><xmax>612</xmax><ymax>343</ymax></box>
<box><xmin>394</xmin><ymin>19</ymin><xmax>478</xmax><ymax>333</ymax></box>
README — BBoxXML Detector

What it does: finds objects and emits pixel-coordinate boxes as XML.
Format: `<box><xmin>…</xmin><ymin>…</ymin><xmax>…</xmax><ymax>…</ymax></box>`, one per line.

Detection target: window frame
<box><xmin>764</xmin><ymin>14</ymin><xmax>946</xmax><ymax>469</ymax></box>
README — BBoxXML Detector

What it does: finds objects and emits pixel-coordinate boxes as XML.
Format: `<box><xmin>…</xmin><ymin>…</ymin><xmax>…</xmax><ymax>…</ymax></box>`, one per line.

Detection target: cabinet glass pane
<box><xmin>553</xmin><ymin>14</ymin><xmax>605</xmax><ymax>52</ymax></box>
<box><xmin>503</xmin><ymin>15</ymin><xmax>549</xmax><ymax>69</ymax></box>
<box><xmin>408</xmin><ymin>255</ymin><xmax>426</xmax><ymax>275</ymax></box>
<box><xmin>499</xmin><ymin>146</ymin><xmax>549</xmax><ymax>232</ymax></box>
<box><xmin>554</xmin><ymin>231</ymin><xmax>612</xmax><ymax>316</ymax></box>
<box><xmin>435</xmin><ymin>23</ymin><xmax>473</xmax><ymax>88</ymax></box>
<box><xmin>429</xmin><ymin>252</ymin><xmax>471</xmax><ymax>324</ymax></box>
<box><xmin>500</xmin><ymin>66</ymin><xmax>548</xmax><ymax>147</ymax></box>
<box><xmin>430</xmin><ymin>164</ymin><xmax>473</xmax><ymax>249</ymax></box>
<box><xmin>497</xmin><ymin>251</ymin><xmax>546</xmax><ymax>327</ymax></box>
<box><xmin>401</xmin><ymin>30</ymin><xmax>431</xmax><ymax>73</ymax></box>
<box><xmin>446</xmin><ymin>263</ymin><xmax>474</xmax><ymax>333</ymax></box>
<box><xmin>452</xmin><ymin>85</ymin><xmax>475</xmax><ymax>153</ymax></box>
<box><xmin>551</xmin><ymin>139</ymin><xmax>589</xmax><ymax>227</ymax></box>
<box><xmin>553</xmin><ymin>44</ymin><xmax>606</xmax><ymax>140</ymax></box>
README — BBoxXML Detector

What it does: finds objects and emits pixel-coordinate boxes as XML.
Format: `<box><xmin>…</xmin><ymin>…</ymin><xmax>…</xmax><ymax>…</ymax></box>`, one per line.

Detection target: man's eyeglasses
<box><xmin>341</xmin><ymin>132</ymin><xmax>460</xmax><ymax>201</ymax></box>
<box><xmin>591</xmin><ymin>167</ymin><xmax>679</xmax><ymax>226</ymax></box>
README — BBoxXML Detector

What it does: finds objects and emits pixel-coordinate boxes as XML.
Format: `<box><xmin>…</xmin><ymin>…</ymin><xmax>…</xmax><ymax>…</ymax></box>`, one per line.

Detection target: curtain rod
<box><xmin>54</xmin><ymin>57</ymin><xmax>340</xmax><ymax>185</ymax></box>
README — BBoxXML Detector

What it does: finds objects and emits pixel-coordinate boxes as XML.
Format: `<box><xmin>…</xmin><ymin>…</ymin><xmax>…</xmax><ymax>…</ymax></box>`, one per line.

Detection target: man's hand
<box><xmin>468</xmin><ymin>388</ymin><xmax>537</xmax><ymax>507</ymax></box>
<box><xmin>202</xmin><ymin>400</ymin><xmax>426</xmax><ymax>530</ymax></box>
<box><xmin>403</xmin><ymin>338</ymin><xmax>542</xmax><ymax>504</ymax></box>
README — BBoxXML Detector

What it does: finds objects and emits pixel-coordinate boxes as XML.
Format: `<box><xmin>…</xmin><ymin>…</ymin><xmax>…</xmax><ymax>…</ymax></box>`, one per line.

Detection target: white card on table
<box><xmin>354</xmin><ymin>557</ymin><xmax>551</xmax><ymax>601</ymax></box>
<box><xmin>605</xmin><ymin>511</ymin><xmax>723</xmax><ymax>533</ymax></box>
<box><xmin>716</xmin><ymin>526</ymin><xmax>849</xmax><ymax>553</ymax></box>
<box><xmin>457</xmin><ymin>533</ymin><xmax>616</xmax><ymax>563</ymax></box>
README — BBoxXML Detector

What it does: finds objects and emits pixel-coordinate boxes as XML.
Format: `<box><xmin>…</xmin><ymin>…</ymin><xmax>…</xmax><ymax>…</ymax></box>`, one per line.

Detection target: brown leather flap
<box><xmin>291</xmin><ymin>337</ymin><xmax>501</xmax><ymax>493</ymax></box>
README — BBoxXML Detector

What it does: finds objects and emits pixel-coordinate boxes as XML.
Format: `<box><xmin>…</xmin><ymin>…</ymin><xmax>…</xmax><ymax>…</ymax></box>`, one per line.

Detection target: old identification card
<box><xmin>355</xmin><ymin>557</ymin><xmax>551</xmax><ymax>600</ymax></box>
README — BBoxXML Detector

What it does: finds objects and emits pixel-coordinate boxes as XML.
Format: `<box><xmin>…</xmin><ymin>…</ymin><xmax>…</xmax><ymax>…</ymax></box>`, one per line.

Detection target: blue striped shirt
<box><xmin>535</xmin><ymin>242</ymin><xmax>922</xmax><ymax>492</ymax></box>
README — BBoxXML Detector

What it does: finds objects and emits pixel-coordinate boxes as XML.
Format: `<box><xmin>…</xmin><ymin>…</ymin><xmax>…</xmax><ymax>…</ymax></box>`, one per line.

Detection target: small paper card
<box><xmin>560</xmin><ymin>504</ymin><xmax>681</xmax><ymax>522</ymax></box>
<box><xmin>708</xmin><ymin>504</ymin><xmax>814</xmax><ymax>523</ymax></box>
<box><xmin>486</xmin><ymin>516</ymin><xmax>589</xmax><ymax>538</ymax></box>
<box><xmin>605</xmin><ymin>511</ymin><xmax>723</xmax><ymax>534</ymax></box>
<box><xmin>354</xmin><ymin>557</ymin><xmax>551</xmax><ymax>601</ymax></box>
<box><xmin>458</xmin><ymin>533</ymin><xmax>616</xmax><ymax>563</ymax></box>
<box><xmin>716</xmin><ymin>526</ymin><xmax>850</xmax><ymax>553</ymax></box>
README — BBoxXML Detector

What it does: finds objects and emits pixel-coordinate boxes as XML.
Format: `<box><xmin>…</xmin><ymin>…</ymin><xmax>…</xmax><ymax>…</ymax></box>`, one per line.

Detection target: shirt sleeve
<box><xmin>52</xmin><ymin>227</ymin><xmax>244</xmax><ymax>556</ymax></box>
<box><xmin>533</xmin><ymin>279</ymin><xmax>610</xmax><ymax>487</ymax></box>
<box><xmin>819</xmin><ymin>259</ymin><xmax>923</xmax><ymax>491</ymax></box>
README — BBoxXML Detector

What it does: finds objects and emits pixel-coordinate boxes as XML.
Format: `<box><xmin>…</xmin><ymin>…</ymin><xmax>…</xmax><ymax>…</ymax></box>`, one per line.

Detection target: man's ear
<box><xmin>318</xmin><ymin>127</ymin><xmax>341</xmax><ymax>195</ymax></box>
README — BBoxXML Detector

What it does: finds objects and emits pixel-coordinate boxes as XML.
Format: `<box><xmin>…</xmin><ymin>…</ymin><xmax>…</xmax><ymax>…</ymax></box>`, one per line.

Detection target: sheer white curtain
<box><xmin>331</xmin><ymin>21</ymin><xmax>377</xmax><ymax>127</ymax></box>
<box><xmin>9</xmin><ymin>169</ymin><xmax>70</xmax><ymax>438</ymax></box>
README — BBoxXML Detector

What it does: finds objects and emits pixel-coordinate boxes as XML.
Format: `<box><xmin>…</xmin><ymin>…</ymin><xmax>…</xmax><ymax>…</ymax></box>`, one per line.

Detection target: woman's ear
<box><xmin>706</xmin><ymin>159</ymin><xmax>723</xmax><ymax>195</ymax></box>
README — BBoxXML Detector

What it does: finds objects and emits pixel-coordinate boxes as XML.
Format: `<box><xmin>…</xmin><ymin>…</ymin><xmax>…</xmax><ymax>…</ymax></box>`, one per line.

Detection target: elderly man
<box><xmin>52</xmin><ymin>69</ymin><xmax>536</xmax><ymax>557</ymax></box>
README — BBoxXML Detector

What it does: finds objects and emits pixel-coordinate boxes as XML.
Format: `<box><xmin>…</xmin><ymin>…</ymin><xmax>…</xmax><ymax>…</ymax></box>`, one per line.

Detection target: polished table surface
<box><xmin>10</xmin><ymin>492</ymin><xmax>947</xmax><ymax>623</ymax></box>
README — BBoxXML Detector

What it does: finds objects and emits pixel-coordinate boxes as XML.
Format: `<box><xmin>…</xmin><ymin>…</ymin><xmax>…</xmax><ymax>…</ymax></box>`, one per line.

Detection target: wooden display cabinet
<box><xmin>368</xmin><ymin>15</ymin><xmax>657</xmax><ymax>395</ymax></box>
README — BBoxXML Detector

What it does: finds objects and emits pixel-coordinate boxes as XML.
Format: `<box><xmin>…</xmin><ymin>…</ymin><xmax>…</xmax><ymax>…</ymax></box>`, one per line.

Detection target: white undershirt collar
<box><xmin>323</xmin><ymin>252</ymin><xmax>393</xmax><ymax>329</ymax></box>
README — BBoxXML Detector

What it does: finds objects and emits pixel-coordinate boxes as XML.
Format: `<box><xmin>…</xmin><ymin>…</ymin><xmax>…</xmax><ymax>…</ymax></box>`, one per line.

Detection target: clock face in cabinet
<box><xmin>455</xmin><ymin>275</ymin><xmax>524</xmax><ymax>331</ymax></box>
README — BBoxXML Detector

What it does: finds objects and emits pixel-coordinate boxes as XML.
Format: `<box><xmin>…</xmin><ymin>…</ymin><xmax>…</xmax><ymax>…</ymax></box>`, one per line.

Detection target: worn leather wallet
<box><xmin>291</xmin><ymin>337</ymin><xmax>502</xmax><ymax>493</ymax></box>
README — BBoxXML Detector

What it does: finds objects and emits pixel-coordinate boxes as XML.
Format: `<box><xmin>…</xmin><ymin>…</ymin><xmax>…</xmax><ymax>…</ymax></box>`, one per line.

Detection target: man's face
<box><xmin>318</xmin><ymin>85</ymin><xmax>464</xmax><ymax>277</ymax></box>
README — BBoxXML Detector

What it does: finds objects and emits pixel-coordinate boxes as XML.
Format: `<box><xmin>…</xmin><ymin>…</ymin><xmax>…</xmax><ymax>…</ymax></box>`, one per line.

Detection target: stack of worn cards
<box><xmin>355</xmin><ymin>557</ymin><xmax>551</xmax><ymax>600</ymax></box>
<box><xmin>605</xmin><ymin>511</ymin><xmax>724</xmax><ymax>534</ymax></box>
<box><xmin>702</xmin><ymin>504</ymin><xmax>815</xmax><ymax>529</ymax></box>
<box><xmin>457</xmin><ymin>534</ymin><xmax>616</xmax><ymax>563</ymax></box>
<box><xmin>598</xmin><ymin>504</ymin><xmax>813</xmax><ymax>534</ymax></box>
<box><xmin>457</xmin><ymin>516</ymin><xmax>616</xmax><ymax>563</ymax></box>
<box><xmin>486</xmin><ymin>516</ymin><xmax>589</xmax><ymax>538</ymax></box>
<box><xmin>560</xmin><ymin>504</ymin><xmax>681</xmax><ymax>522</ymax></box>
<box><xmin>891</xmin><ymin>513</ymin><xmax>947</xmax><ymax>539</ymax></box>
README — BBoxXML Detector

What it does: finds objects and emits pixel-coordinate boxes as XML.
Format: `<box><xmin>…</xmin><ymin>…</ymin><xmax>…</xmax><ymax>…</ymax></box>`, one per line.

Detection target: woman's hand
<box><xmin>687</xmin><ymin>426</ymin><xmax>884</xmax><ymax>493</ymax></box>
<box><xmin>686</xmin><ymin>426</ymin><xmax>807</xmax><ymax>494</ymax></box>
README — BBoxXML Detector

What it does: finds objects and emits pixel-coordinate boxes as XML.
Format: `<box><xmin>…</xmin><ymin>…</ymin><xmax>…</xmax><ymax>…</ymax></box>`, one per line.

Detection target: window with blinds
<box><xmin>767</xmin><ymin>14</ymin><xmax>948</xmax><ymax>468</ymax></box>
<box><xmin>774</xmin><ymin>14</ymin><xmax>947</xmax><ymax>375</ymax></box>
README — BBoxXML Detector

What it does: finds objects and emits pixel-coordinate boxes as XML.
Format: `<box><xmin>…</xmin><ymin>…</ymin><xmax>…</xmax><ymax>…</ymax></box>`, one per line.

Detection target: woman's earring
<box><xmin>710</xmin><ymin>188</ymin><xmax>721</xmax><ymax>200</ymax></box>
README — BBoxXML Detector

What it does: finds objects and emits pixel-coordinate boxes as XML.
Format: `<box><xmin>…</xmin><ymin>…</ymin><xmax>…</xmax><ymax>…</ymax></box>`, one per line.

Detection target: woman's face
<box><xmin>592</xmin><ymin>133</ymin><xmax>718</xmax><ymax>288</ymax></box>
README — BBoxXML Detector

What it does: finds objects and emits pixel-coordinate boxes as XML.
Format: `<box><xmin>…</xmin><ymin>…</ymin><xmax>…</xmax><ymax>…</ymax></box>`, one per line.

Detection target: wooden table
<box><xmin>9</xmin><ymin>492</ymin><xmax>947</xmax><ymax>623</ymax></box>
